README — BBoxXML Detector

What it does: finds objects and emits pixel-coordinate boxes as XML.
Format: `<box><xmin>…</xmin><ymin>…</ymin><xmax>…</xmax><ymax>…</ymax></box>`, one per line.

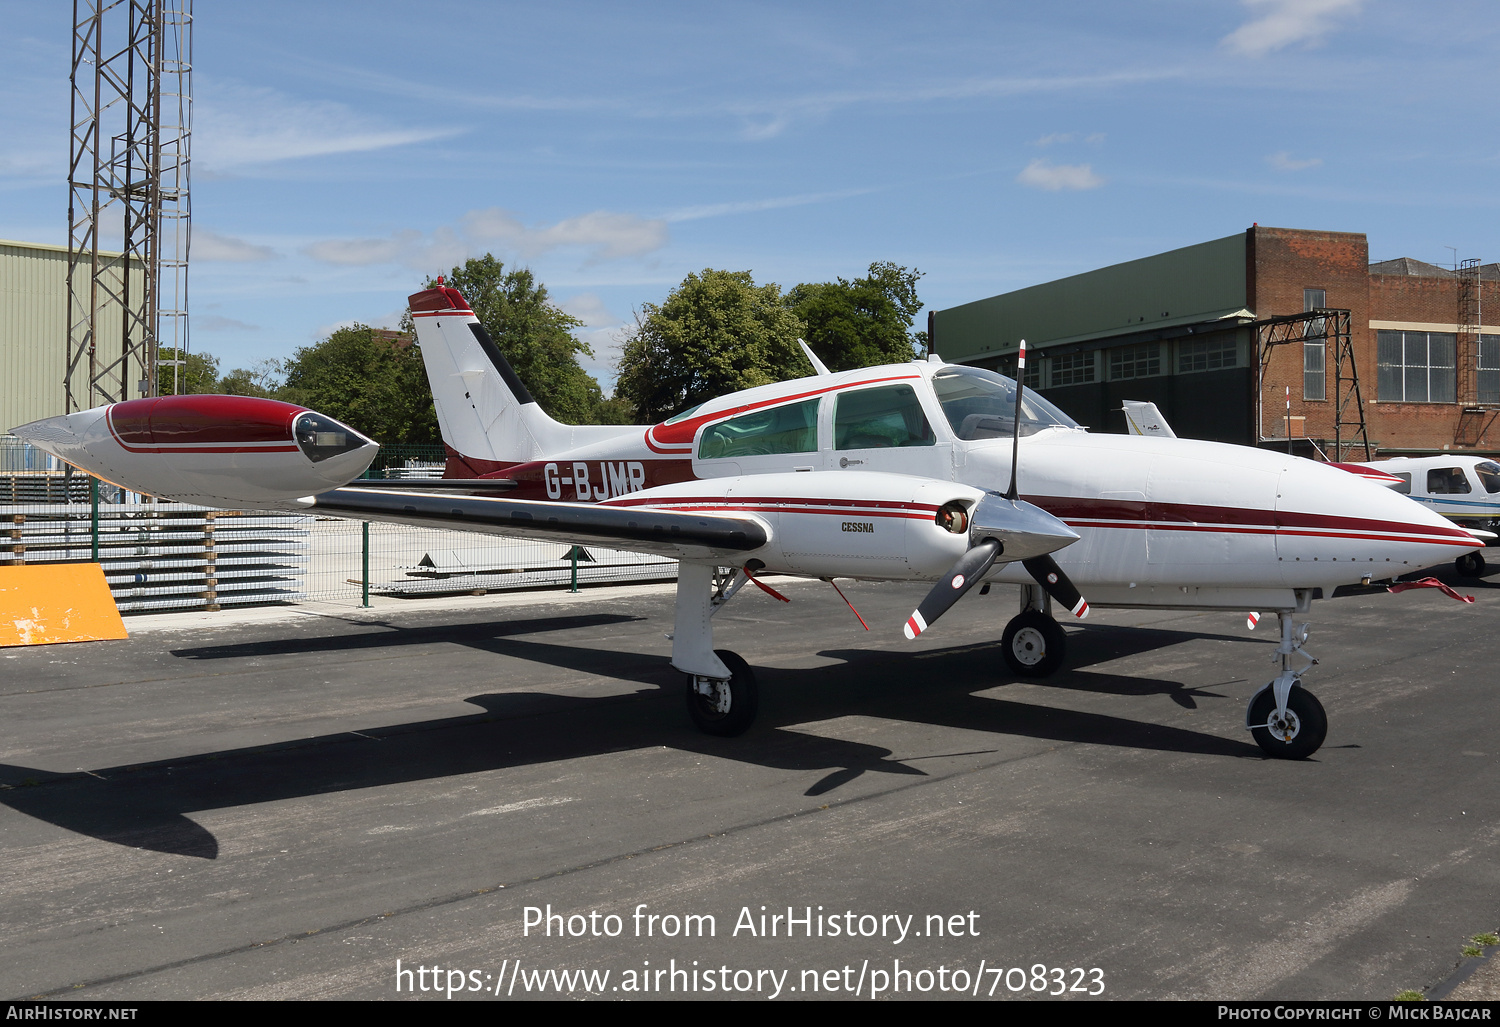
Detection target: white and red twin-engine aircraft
<box><xmin>13</xmin><ymin>284</ymin><xmax>1482</xmax><ymax>759</ymax></box>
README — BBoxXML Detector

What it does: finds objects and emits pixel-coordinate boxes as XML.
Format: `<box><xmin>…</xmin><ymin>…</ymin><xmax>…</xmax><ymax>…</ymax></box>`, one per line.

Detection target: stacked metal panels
<box><xmin>2</xmin><ymin>501</ymin><xmax>309</xmax><ymax>613</ymax></box>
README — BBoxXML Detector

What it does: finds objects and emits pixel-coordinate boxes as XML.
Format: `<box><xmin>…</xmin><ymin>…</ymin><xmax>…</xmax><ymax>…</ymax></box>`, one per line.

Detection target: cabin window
<box><xmin>663</xmin><ymin>403</ymin><xmax>703</xmax><ymax>425</ymax></box>
<box><xmin>1390</xmin><ymin>472</ymin><xmax>1412</xmax><ymax>495</ymax></box>
<box><xmin>933</xmin><ymin>365</ymin><xmax>1078</xmax><ymax>439</ymax></box>
<box><xmin>1427</xmin><ymin>467</ymin><xmax>1472</xmax><ymax>495</ymax></box>
<box><xmin>834</xmin><ymin>385</ymin><xmax>935</xmax><ymax>449</ymax></box>
<box><xmin>697</xmin><ymin>398</ymin><xmax>818</xmax><ymax>459</ymax></box>
<box><xmin>1475</xmin><ymin>461</ymin><xmax>1500</xmax><ymax>494</ymax></box>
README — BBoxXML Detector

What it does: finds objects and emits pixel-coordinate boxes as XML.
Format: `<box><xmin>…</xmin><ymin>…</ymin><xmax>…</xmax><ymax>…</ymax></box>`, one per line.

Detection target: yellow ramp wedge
<box><xmin>0</xmin><ymin>565</ymin><xmax>127</xmax><ymax>647</ymax></box>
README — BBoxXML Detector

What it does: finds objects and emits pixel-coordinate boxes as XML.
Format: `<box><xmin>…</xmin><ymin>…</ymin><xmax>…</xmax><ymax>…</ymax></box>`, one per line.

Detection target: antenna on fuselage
<box><xmin>1004</xmin><ymin>339</ymin><xmax>1026</xmax><ymax>501</ymax></box>
<box><xmin>798</xmin><ymin>339</ymin><xmax>831</xmax><ymax>377</ymax></box>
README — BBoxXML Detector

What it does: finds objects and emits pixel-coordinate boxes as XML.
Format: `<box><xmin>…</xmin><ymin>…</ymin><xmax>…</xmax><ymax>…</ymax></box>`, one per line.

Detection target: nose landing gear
<box><xmin>1246</xmin><ymin>603</ymin><xmax>1327</xmax><ymax>759</ymax></box>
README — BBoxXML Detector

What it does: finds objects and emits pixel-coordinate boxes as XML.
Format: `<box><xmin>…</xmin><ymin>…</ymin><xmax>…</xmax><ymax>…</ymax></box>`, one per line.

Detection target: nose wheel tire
<box><xmin>686</xmin><ymin>649</ymin><xmax>758</xmax><ymax>737</ymax></box>
<box><xmin>1001</xmin><ymin>610</ymin><xmax>1067</xmax><ymax>678</ymax></box>
<box><xmin>1456</xmin><ymin>551</ymin><xmax>1486</xmax><ymax>578</ymax></box>
<box><xmin>1248</xmin><ymin>685</ymin><xmax>1327</xmax><ymax>760</ymax></box>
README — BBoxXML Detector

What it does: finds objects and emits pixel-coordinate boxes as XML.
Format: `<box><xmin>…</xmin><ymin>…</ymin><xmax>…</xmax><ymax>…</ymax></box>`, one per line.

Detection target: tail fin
<box><xmin>1120</xmin><ymin>400</ymin><xmax>1176</xmax><ymax>438</ymax></box>
<box><xmin>408</xmin><ymin>286</ymin><xmax>632</xmax><ymax>474</ymax></box>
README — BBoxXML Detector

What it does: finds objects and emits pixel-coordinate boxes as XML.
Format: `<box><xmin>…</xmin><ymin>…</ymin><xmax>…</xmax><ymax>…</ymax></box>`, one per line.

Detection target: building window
<box><xmin>1022</xmin><ymin>357</ymin><xmax>1042</xmax><ymax>390</ymax></box>
<box><xmin>1303</xmin><ymin>289</ymin><xmax>1328</xmax><ymax>357</ymax></box>
<box><xmin>1178</xmin><ymin>337</ymin><xmax>1237</xmax><ymax>373</ymax></box>
<box><xmin>1303</xmin><ymin>341</ymin><xmax>1326</xmax><ymax>400</ymax></box>
<box><xmin>1051</xmin><ymin>351</ymin><xmax>1095</xmax><ymax>386</ymax></box>
<box><xmin>1109</xmin><ymin>343</ymin><xmax>1161</xmax><ymax>380</ymax></box>
<box><xmin>1378</xmin><ymin>330</ymin><xmax>1456</xmax><ymax>403</ymax></box>
<box><xmin>998</xmin><ymin>353</ymin><xmax>1043</xmax><ymax>389</ymax></box>
<box><xmin>1480</xmin><ymin>335</ymin><xmax>1500</xmax><ymax>405</ymax></box>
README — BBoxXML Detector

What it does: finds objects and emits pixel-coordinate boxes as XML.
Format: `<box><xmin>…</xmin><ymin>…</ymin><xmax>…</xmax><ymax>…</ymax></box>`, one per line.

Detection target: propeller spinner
<box><xmin>903</xmin><ymin>492</ymin><xmax>1082</xmax><ymax>639</ymax></box>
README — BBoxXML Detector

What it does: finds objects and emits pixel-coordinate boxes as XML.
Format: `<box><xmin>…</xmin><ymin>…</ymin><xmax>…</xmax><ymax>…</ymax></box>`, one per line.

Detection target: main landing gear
<box><xmin>687</xmin><ymin>650</ymin><xmax>758</xmax><ymax>736</ymax></box>
<box><xmin>1001</xmin><ymin>584</ymin><xmax>1067</xmax><ymax>677</ymax></box>
<box><xmin>1456</xmin><ymin>550</ymin><xmax>1486</xmax><ymax>578</ymax></box>
<box><xmin>673</xmin><ymin>564</ymin><xmax>758</xmax><ymax>736</ymax></box>
<box><xmin>1245</xmin><ymin>596</ymin><xmax>1328</xmax><ymax>760</ymax></box>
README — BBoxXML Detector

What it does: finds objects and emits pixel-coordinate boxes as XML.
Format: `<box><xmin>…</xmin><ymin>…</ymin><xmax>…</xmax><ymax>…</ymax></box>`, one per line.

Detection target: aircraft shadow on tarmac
<box><xmin>0</xmin><ymin>618</ymin><xmax>1264</xmax><ymax>860</ymax></box>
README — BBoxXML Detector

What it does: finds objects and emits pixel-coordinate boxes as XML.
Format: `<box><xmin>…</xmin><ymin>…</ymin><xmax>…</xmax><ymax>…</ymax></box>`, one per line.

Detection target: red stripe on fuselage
<box><xmin>1030</xmin><ymin>494</ymin><xmax>1479</xmax><ymax>547</ymax></box>
<box><xmin>645</xmin><ymin>373</ymin><xmax>924</xmax><ymax>449</ymax></box>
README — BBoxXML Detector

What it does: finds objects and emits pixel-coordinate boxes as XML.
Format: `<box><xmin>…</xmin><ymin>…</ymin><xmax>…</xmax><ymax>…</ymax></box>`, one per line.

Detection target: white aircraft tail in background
<box><xmin>1121</xmin><ymin>400</ymin><xmax>1176</xmax><ymax>438</ymax></box>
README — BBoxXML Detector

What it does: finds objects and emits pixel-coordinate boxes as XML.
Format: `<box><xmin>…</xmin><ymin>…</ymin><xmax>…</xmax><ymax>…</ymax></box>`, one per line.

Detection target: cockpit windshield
<box><xmin>1476</xmin><ymin>461</ymin><xmax>1500</xmax><ymax>494</ymax></box>
<box><xmin>931</xmin><ymin>365</ymin><xmax>1081</xmax><ymax>440</ymax></box>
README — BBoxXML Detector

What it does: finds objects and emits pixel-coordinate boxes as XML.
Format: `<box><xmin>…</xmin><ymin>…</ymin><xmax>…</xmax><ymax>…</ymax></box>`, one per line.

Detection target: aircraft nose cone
<box><xmin>1276</xmin><ymin>461</ymin><xmax>1481</xmax><ymax>576</ymax></box>
<box><xmin>10</xmin><ymin>409</ymin><xmax>106</xmax><ymax>467</ymax></box>
<box><xmin>970</xmin><ymin>492</ymin><xmax>1080</xmax><ymax>561</ymax></box>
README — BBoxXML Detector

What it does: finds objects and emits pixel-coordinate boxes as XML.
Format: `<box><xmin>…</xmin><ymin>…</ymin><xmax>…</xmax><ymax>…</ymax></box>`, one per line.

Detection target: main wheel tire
<box><xmin>1248</xmin><ymin>685</ymin><xmax>1328</xmax><ymax>760</ymax></box>
<box><xmin>1456</xmin><ymin>551</ymin><xmax>1486</xmax><ymax>577</ymax></box>
<box><xmin>685</xmin><ymin>649</ymin><xmax>758</xmax><ymax>737</ymax></box>
<box><xmin>1001</xmin><ymin>610</ymin><xmax>1067</xmax><ymax>677</ymax></box>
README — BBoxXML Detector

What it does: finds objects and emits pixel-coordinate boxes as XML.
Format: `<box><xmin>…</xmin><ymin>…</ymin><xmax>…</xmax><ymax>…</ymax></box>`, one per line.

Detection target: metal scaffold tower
<box><xmin>1254</xmin><ymin>308</ymin><xmax>1371</xmax><ymax>461</ymax></box>
<box><xmin>66</xmin><ymin>0</ymin><xmax>193</xmax><ymax>412</ymax></box>
<box><xmin>1457</xmin><ymin>258</ymin><xmax>1481</xmax><ymax>403</ymax></box>
<box><xmin>1453</xmin><ymin>257</ymin><xmax>1496</xmax><ymax>446</ymax></box>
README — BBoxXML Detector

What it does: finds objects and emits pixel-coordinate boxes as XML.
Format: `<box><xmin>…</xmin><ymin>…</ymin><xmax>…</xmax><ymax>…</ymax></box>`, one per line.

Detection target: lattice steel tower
<box><xmin>66</xmin><ymin>0</ymin><xmax>192</xmax><ymax>411</ymax></box>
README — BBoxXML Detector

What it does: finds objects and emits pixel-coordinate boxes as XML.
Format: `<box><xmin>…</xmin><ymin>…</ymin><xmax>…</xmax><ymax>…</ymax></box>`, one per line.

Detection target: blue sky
<box><xmin>3</xmin><ymin>1</ymin><xmax>1498</xmax><ymax>391</ymax></box>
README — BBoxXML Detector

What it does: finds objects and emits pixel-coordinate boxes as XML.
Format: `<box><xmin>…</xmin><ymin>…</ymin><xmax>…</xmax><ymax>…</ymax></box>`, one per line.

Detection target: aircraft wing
<box><xmin>308</xmin><ymin>486</ymin><xmax>769</xmax><ymax>561</ymax></box>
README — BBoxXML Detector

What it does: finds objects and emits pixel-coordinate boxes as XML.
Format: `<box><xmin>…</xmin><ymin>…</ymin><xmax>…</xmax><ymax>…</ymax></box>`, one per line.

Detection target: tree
<box><xmin>614</xmin><ymin>269</ymin><xmax>806</xmax><ymax>422</ymax></box>
<box><xmin>785</xmin><ymin>262</ymin><xmax>927</xmax><ymax>372</ymax></box>
<box><xmin>219</xmin><ymin>358</ymin><xmax>284</xmax><ymax>399</ymax></box>
<box><xmin>155</xmin><ymin>347</ymin><xmax>219</xmax><ymax>396</ymax></box>
<box><xmin>279</xmin><ymin>325</ymin><xmax>438</xmax><ymax>444</ymax></box>
<box><xmin>411</xmin><ymin>255</ymin><xmax>604</xmax><ymax>425</ymax></box>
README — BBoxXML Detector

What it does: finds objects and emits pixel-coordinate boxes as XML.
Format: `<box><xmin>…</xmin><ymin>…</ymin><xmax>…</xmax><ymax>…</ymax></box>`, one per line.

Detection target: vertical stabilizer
<box><xmin>1121</xmin><ymin>400</ymin><xmax>1176</xmax><ymax>438</ymax></box>
<box><xmin>408</xmin><ymin>286</ymin><xmax>636</xmax><ymax>473</ymax></box>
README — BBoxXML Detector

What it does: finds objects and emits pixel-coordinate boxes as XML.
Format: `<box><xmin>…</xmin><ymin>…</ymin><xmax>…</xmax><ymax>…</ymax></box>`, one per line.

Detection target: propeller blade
<box><xmin>1021</xmin><ymin>553</ymin><xmax>1089</xmax><ymax>619</ymax></box>
<box><xmin>904</xmin><ymin>539</ymin><xmax>1001</xmax><ymax>639</ymax></box>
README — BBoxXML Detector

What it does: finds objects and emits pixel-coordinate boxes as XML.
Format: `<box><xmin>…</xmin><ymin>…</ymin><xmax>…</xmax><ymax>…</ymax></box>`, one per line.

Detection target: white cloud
<box><xmin>558</xmin><ymin>293</ymin><xmax>620</xmax><ymax>328</ymax></box>
<box><xmin>1222</xmin><ymin>0</ymin><xmax>1363</xmax><ymax>57</ymax></box>
<box><xmin>194</xmin><ymin>229</ymin><xmax>277</xmax><ymax>262</ymax></box>
<box><xmin>1267</xmin><ymin>151</ymin><xmax>1324</xmax><ymax>171</ymax></box>
<box><xmin>463</xmin><ymin>209</ymin><xmax>667</xmax><ymax>260</ymax></box>
<box><xmin>303</xmin><ymin>231</ymin><xmax>422</xmax><ymax>267</ymax></box>
<box><xmin>195</xmin><ymin>315</ymin><xmax>260</xmax><ymax>332</ymax></box>
<box><xmin>1034</xmin><ymin>132</ymin><xmax>1105</xmax><ymax>149</ymax></box>
<box><xmin>663</xmin><ymin>188</ymin><xmax>876</xmax><ymax>223</ymax></box>
<box><xmin>1016</xmin><ymin>159</ymin><xmax>1104</xmax><ymax>191</ymax></box>
<box><xmin>302</xmin><ymin>209</ymin><xmax>668</xmax><ymax>270</ymax></box>
<box><xmin>195</xmin><ymin>82</ymin><xmax>460</xmax><ymax>170</ymax></box>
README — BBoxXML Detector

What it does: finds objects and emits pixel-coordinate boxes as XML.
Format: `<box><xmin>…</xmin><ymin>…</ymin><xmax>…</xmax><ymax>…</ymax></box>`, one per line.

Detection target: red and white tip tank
<box><xmin>11</xmin><ymin>395</ymin><xmax>378</xmax><ymax>507</ymax></box>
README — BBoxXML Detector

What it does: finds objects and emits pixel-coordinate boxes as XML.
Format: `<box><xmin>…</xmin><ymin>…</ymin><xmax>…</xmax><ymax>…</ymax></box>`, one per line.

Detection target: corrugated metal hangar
<box><xmin>931</xmin><ymin>226</ymin><xmax>1500</xmax><ymax>458</ymax></box>
<box><xmin>1</xmin><ymin>238</ymin><xmax>144</xmax><ymax>432</ymax></box>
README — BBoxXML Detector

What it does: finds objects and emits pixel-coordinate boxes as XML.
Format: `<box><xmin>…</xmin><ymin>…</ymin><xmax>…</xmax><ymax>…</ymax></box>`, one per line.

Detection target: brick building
<box><xmin>930</xmin><ymin>226</ymin><xmax>1500</xmax><ymax>458</ymax></box>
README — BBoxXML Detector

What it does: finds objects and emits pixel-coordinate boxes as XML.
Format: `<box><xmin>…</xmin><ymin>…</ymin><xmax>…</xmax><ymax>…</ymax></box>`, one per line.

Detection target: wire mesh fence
<box><xmin>1</xmin><ymin>436</ymin><xmax>678</xmax><ymax>613</ymax></box>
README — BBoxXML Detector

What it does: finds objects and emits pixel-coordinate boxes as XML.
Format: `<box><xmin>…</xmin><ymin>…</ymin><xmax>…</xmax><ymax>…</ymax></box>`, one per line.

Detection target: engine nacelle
<box><xmin>604</xmin><ymin>471</ymin><xmax>992</xmax><ymax>581</ymax></box>
<box><xmin>11</xmin><ymin>396</ymin><xmax>378</xmax><ymax>507</ymax></box>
